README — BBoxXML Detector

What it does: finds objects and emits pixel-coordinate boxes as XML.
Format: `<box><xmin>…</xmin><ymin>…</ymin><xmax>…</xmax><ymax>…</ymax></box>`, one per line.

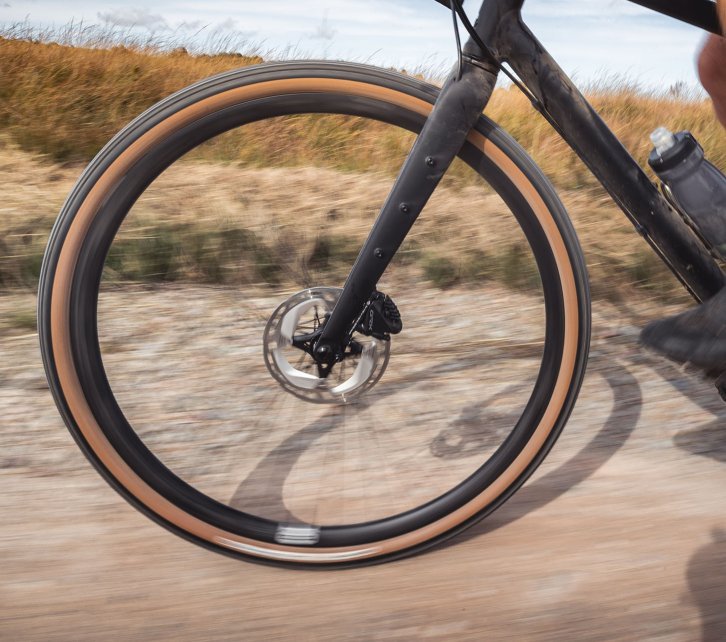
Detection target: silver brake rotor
<box><xmin>262</xmin><ymin>287</ymin><xmax>391</xmax><ymax>404</ymax></box>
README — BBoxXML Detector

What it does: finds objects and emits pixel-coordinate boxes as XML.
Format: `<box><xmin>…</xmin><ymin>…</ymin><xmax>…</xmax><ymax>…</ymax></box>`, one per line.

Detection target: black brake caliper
<box><xmin>356</xmin><ymin>291</ymin><xmax>403</xmax><ymax>341</ymax></box>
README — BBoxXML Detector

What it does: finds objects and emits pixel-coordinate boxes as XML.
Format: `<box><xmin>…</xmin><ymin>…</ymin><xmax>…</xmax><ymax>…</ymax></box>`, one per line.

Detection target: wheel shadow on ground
<box><xmin>228</xmin><ymin>355</ymin><xmax>495</xmax><ymax>518</ymax></box>
<box><xmin>229</xmin><ymin>339</ymin><xmax>726</xmax><ymax>538</ymax></box>
<box><xmin>445</xmin><ymin>353</ymin><xmax>642</xmax><ymax>545</ymax></box>
<box><xmin>452</xmin><ymin>343</ymin><xmax>726</xmax><ymax>547</ymax></box>
<box><xmin>229</xmin><ymin>349</ymin><xmax>638</xmax><ymax>529</ymax></box>
<box><xmin>229</xmin><ymin>405</ymin><xmax>346</xmax><ymax>521</ymax></box>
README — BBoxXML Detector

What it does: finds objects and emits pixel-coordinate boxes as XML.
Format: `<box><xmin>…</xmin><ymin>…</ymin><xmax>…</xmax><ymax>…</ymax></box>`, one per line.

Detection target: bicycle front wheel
<box><xmin>39</xmin><ymin>61</ymin><xmax>590</xmax><ymax>567</ymax></box>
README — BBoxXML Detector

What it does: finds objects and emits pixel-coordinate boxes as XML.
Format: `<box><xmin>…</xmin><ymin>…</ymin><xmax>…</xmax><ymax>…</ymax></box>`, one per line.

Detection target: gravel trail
<box><xmin>3</xmin><ymin>286</ymin><xmax>726</xmax><ymax>641</ymax></box>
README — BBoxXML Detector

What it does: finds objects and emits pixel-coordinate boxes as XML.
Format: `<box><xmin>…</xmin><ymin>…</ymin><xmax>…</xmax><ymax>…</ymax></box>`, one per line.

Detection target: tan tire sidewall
<box><xmin>49</xmin><ymin>75</ymin><xmax>581</xmax><ymax>564</ymax></box>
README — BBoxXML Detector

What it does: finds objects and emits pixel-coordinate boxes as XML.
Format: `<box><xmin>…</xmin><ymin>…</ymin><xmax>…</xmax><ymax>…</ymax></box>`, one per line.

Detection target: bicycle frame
<box><xmin>315</xmin><ymin>0</ymin><xmax>726</xmax><ymax>361</ymax></box>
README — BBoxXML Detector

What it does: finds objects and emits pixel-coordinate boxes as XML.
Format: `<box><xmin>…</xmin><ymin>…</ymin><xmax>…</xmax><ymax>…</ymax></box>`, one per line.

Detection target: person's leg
<box><xmin>640</xmin><ymin>288</ymin><xmax>726</xmax><ymax>376</ymax></box>
<box><xmin>698</xmin><ymin>34</ymin><xmax>726</xmax><ymax>126</ymax></box>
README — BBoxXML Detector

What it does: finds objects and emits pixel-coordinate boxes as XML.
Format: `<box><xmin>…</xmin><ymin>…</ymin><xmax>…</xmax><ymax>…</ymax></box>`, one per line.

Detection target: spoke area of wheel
<box><xmin>94</xmin><ymin>111</ymin><xmax>550</xmax><ymax>538</ymax></box>
<box><xmin>98</xmin><ymin>284</ymin><xmax>545</xmax><ymax>528</ymax></box>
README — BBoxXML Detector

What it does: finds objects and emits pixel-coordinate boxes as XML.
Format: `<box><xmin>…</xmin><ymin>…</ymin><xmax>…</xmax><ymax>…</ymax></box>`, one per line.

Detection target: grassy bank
<box><xmin>1</xmin><ymin>32</ymin><xmax>724</xmax><ymax>183</ymax></box>
<box><xmin>1</xmin><ymin>32</ymin><xmax>724</xmax><ymax>303</ymax></box>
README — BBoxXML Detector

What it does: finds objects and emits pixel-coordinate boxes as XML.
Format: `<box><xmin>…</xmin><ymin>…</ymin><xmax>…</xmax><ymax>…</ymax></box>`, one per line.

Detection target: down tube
<box><xmin>482</xmin><ymin>5</ymin><xmax>725</xmax><ymax>301</ymax></box>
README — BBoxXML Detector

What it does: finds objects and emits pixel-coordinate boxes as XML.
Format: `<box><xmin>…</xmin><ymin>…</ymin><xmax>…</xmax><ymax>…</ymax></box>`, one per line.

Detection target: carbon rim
<box><xmin>41</xmin><ymin>64</ymin><xmax>588</xmax><ymax>564</ymax></box>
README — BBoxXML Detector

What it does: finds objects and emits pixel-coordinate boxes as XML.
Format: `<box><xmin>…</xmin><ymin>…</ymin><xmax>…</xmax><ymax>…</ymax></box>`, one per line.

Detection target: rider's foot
<box><xmin>639</xmin><ymin>285</ymin><xmax>726</xmax><ymax>377</ymax></box>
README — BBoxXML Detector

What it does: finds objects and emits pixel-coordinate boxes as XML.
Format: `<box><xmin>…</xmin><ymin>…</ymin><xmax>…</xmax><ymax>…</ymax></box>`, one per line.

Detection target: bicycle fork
<box><xmin>313</xmin><ymin>54</ymin><xmax>500</xmax><ymax>365</ymax></box>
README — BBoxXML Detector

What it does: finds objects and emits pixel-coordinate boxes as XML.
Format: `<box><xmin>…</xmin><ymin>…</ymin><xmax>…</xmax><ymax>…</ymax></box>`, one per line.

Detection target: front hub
<box><xmin>262</xmin><ymin>287</ymin><xmax>391</xmax><ymax>404</ymax></box>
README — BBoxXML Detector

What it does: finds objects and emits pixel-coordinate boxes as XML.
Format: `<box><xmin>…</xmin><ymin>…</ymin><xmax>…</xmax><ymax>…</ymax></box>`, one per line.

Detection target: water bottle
<box><xmin>648</xmin><ymin>127</ymin><xmax>726</xmax><ymax>260</ymax></box>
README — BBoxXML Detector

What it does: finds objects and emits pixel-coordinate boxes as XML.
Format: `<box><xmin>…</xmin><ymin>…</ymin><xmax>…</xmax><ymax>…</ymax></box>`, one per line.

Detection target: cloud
<box><xmin>97</xmin><ymin>7</ymin><xmax>169</xmax><ymax>31</ymax></box>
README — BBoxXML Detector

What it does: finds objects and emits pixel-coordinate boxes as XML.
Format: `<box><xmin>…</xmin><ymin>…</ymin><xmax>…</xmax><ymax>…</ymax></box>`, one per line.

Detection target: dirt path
<box><xmin>3</xmin><ymin>285</ymin><xmax>726</xmax><ymax>641</ymax></box>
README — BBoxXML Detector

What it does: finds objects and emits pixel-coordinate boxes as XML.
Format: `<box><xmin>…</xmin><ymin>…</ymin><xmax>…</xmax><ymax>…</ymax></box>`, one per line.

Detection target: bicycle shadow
<box><xmin>228</xmin><ymin>336</ymin><xmax>726</xmax><ymax>536</ymax></box>
<box><xmin>630</xmin><ymin>349</ymin><xmax>726</xmax><ymax>462</ymax></box>
<box><xmin>446</xmin><ymin>355</ymin><xmax>642</xmax><ymax>544</ymax></box>
<box><xmin>228</xmin><ymin>405</ymin><xmax>345</xmax><ymax>521</ymax></box>
<box><xmin>229</xmin><ymin>350</ymin><xmax>641</xmax><ymax>530</ymax></box>
<box><xmin>454</xmin><ymin>343</ymin><xmax>726</xmax><ymax>544</ymax></box>
<box><xmin>602</xmin><ymin>298</ymin><xmax>726</xmax><ymax>461</ymax></box>
<box><xmin>228</xmin><ymin>356</ymin><xmax>475</xmax><ymax>517</ymax></box>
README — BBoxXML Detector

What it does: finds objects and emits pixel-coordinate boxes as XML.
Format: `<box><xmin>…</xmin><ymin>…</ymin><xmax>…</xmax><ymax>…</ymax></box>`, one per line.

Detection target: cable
<box><xmin>449</xmin><ymin>0</ymin><xmax>526</xmax><ymax>90</ymax></box>
<box><xmin>449</xmin><ymin>0</ymin><xmax>463</xmax><ymax>80</ymax></box>
<box><xmin>448</xmin><ymin>0</ymin><xmax>566</xmax><ymax>137</ymax></box>
<box><xmin>450</xmin><ymin>0</ymin><xmax>496</xmax><ymax>61</ymax></box>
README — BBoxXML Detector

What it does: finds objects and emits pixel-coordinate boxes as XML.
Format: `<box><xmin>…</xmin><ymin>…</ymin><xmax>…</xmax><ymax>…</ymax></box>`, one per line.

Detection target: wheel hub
<box><xmin>262</xmin><ymin>287</ymin><xmax>391</xmax><ymax>403</ymax></box>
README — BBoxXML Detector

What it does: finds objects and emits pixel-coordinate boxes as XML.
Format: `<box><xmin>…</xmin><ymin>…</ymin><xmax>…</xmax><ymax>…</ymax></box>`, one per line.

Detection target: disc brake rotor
<box><xmin>262</xmin><ymin>287</ymin><xmax>391</xmax><ymax>404</ymax></box>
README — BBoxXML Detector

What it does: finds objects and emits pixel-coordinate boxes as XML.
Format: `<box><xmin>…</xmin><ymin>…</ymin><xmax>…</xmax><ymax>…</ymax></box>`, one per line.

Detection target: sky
<box><xmin>1</xmin><ymin>0</ymin><xmax>713</xmax><ymax>91</ymax></box>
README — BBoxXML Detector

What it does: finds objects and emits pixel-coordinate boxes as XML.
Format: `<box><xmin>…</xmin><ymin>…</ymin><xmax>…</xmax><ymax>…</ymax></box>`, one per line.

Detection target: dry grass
<box><xmin>0</xmin><ymin>138</ymin><xmax>688</xmax><ymax>303</ymax></box>
<box><xmin>0</xmin><ymin>33</ymin><xmax>724</xmax><ymax>303</ymax></box>
<box><xmin>1</xmin><ymin>31</ymin><xmax>723</xmax><ymax>178</ymax></box>
<box><xmin>486</xmin><ymin>83</ymin><xmax>726</xmax><ymax>191</ymax></box>
<box><xmin>0</xmin><ymin>30</ymin><xmax>262</xmax><ymax>162</ymax></box>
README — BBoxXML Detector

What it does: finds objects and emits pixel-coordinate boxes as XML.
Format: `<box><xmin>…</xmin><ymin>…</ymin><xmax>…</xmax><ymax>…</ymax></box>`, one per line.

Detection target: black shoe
<box><xmin>639</xmin><ymin>285</ymin><xmax>726</xmax><ymax>377</ymax></box>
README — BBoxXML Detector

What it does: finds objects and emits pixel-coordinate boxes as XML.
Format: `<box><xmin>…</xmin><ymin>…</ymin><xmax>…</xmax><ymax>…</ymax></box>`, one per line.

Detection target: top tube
<box><xmin>627</xmin><ymin>0</ymin><xmax>722</xmax><ymax>34</ymax></box>
<box><xmin>436</xmin><ymin>0</ymin><xmax>721</xmax><ymax>36</ymax></box>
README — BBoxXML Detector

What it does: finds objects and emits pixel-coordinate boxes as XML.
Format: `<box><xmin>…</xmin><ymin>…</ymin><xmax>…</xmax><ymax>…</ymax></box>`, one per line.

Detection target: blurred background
<box><xmin>2</xmin><ymin>1</ymin><xmax>726</xmax><ymax>640</ymax></box>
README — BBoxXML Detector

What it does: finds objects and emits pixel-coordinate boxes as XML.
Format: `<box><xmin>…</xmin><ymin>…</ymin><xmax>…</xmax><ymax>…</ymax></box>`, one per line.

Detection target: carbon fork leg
<box><xmin>314</xmin><ymin>57</ymin><xmax>499</xmax><ymax>362</ymax></box>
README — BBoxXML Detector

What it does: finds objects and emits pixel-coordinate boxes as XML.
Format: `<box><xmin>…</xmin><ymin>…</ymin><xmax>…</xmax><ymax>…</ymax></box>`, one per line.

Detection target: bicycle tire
<box><xmin>38</xmin><ymin>61</ymin><xmax>591</xmax><ymax>567</ymax></box>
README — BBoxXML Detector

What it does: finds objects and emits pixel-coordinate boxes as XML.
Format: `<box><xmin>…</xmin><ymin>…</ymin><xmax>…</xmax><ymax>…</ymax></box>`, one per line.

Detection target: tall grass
<box><xmin>486</xmin><ymin>81</ymin><xmax>726</xmax><ymax>191</ymax></box>
<box><xmin>0</xmin><ymin>25</ymin><xmax>263</xmax><ymax>161</ymax></box>
<box><xmin>1</xmin><ymin>26</ymin><xmax>723</xmax><ymax>176</ymax></box>
<box><xmin>1</xmin><ymin>28</ymin><xmax>724</xmax><ymax>302</ymax></box>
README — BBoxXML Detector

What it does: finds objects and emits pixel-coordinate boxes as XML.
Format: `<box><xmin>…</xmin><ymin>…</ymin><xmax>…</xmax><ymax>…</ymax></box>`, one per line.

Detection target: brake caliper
<box><xmin>356</xmin><ymin>291</ymin><xmax>403</xmax><ymax>341</ymax></box>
